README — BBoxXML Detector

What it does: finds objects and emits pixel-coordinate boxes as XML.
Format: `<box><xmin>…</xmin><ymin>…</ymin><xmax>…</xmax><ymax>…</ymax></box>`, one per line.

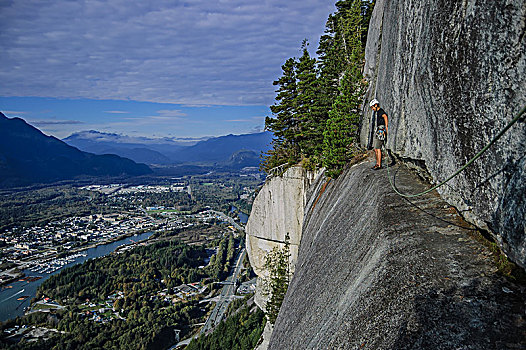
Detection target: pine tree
<box><xmin>316</xmin><ymin>1</ymin><xmax>373</xmax><ymax>148</ymax></box>
<box><xmin>267</xmin><ymin>57</ymin><xmax>298</xmax><ymax>145</ymax></box>
<box><xmin>263</xmin><ymin>57</ymin><xmax>300</xmax><ymax>170</ymax></box>
<box><xmin>322</xmin><ymin>0</ymin><xmax>368</xmax><ymax>178</ymax></box>
<box><xmin>263</xmin><ymin>233</ymin><xmax>291</xmax><ymax>324</ymax></box>
<box><xmin>295</xmin><ymin>40</ymin><xmax>323</xmax><ymax>159</ymax></box>
<box><xmin>322</xmin><ymin>69</ymin><xmax>365</xmax><ymax>178</ymax></box>
<box><xmin>317</xmin><ymin>13</ymin><xmax>344</xmax><ymax>115</ymax></box>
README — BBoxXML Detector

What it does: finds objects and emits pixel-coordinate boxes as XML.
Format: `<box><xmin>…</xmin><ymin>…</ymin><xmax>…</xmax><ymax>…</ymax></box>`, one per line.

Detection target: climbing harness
<box><xmin>385</xmin><ymin>105</ymin><xmax>526</xmax><ymax>198</ymax></box>
<box><xmin>376</xmin><ymin>125</ymin><xmax>386</xmax><ymax>141</ymax></box>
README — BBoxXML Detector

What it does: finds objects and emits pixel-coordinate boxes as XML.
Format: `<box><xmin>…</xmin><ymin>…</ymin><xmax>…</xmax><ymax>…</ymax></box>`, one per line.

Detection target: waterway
<box><xmin>230</xmin><ymin>206</ymin><xmax>249</xmax><ymax>224</ymax></box>
<box><xmin>0</xmin><ymin>231</ymin><xmax>154</xmax><ymax>322</ymax></box>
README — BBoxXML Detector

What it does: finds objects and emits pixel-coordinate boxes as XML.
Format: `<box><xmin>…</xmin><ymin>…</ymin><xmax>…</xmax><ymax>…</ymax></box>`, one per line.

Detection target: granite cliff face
<box><xmin>246</xmin><ymin>0</ymin><xmax>526</xmax><ymax>348</ymax></box>
<box><xmin>267</xmin><ymin>159</ymin><xmax>526</xmax><ymax>349</ymax></box>
<box><xmin>361</xmin><ymin>0</ymin><xmax>526</xmax><ymax>267</ymax></box>
<box><xmin>245</xmin><ymin>166</ymin><xmax>321</xmax><ymax>310</ymax></box>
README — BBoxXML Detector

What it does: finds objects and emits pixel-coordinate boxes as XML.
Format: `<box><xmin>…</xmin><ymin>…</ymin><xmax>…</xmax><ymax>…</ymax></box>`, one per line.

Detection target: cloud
<box><xmin>67</xmin><ymin>129</ymin><xmax>200</xmax><ymax>145</ymax></box>
<box><xmin>156</xmin><ymin>109</ymin><xmax>187</xmax><ymax>118</ymax></box>
<box><xmin>28</xmin><ymin>119</ymin><xmax>84</xmax><ymax>126</ymax></box>
<box><xmin>0</xmin><ymin>0</ymin><xmax>335</xmax><ymax>106</ymax></box>
<box><xmin>102</xmin><ymin>109</ymin><xmax>187</xmax><ymax>130</ymax></box>
<box><xmin>226</xmin><ymin>116</ymin><xmax>265</xmax><ymax>122</ymax></box>
<box><xmin>104</xmin><ymin>110</ymin><xmax>129</xmax><ymax>114</ymax></box>
<box><xmin>3</xmin><ymin>110</ymin><xmax>28</xmax><ymax>115</ymax></box>
<box><xmin>180</xmin><ymin>104</ymin><xmax>213</xmax><ymax>108</ymax></box>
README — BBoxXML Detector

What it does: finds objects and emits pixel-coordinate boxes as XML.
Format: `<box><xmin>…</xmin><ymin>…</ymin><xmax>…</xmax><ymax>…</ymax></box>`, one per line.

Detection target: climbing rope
<box><xmin>385</xmin><ymin>105</ymin><xmax>526</xmax><ymax>198</ymax></box>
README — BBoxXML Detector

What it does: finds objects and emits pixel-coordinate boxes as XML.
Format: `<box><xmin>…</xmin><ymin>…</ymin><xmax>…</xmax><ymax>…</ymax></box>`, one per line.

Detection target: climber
<box><xmin>369</xmin><ymin>99</ymin><xmax>388</xmax><ymax>169</ymax></box>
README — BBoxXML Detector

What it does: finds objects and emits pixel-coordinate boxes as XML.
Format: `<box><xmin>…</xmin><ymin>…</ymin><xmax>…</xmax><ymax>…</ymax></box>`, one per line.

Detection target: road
<box><xmin>170</xmin><ymin>248</ymin><xmax>246</xmax><ymax>349</ymax></box>
<box><xmin>200</xmin><ymin>247</ymin><xmax>246</xmax><ymax>334</ymax></box>
<box><xmin>209</xmin><ymin>210</ymin><xmax>244</xmax><ymax>232</ymax></box>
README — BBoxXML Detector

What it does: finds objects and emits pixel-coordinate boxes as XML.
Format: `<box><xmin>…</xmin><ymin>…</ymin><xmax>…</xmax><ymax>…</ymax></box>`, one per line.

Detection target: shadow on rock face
<box><xmin>492</xmin><ymin>154</ymin><xmax>526</xmax><ymax>267</ymax></box>
<box><xmin>393</xmin><ymin>279</ymin><xmax>525</xmax><ymax>349</ymax></box>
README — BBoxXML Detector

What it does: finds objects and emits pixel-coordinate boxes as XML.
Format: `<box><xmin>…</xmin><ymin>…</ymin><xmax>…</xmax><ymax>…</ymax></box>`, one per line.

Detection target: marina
<box><xmin>0</xmin><ymin>231</ymin><xmax>154</xmax><ymax>322</ymax></box>
<box><xmin>26</xmin><ymin>252</ymin><xmax>88</xmax><ymax>275</ymax></box>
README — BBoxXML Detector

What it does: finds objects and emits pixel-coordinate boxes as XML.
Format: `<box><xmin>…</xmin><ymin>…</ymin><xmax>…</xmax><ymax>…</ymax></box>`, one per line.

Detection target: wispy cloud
<box><xmin>104</xmin><ymin>109</ymin><xmax>186</xmax><ymax>128</ymax></box>
<box><xmin>2</xmin><ymin>110</ymin><xmax>28</xmax><ymax>115</ymax></box>
<box><xmin>226</xmin><ymin>116</ymin><xmax>265</xmax><ymax>122</ymax></box>
<box><xmin>28</xmin><ymin>119</ymin><xmax>84</xmax><ymax>126</ymax></box>
<box><xmin>180</xmin><ymin>104</ymin><xmax>213</xmax><ymax>108</ymax></box>
<box><xmin>104</xmin><ymin>110</ymin><xmax>129</xmax><ymax>114</ymax></box>
<box><xmin>156</xmin><ymin>109</ymin><xmax>187</xmax><ymax>118</ymax></box>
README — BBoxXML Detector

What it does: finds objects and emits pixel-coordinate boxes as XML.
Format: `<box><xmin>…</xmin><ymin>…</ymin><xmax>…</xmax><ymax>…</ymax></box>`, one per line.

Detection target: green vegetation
<box><xmin>31</xmin><ymin>303</ymin><xmax>61</xmax><ymax>311</ymax></box>
<box><xmin>1</xmin><ymin>301</ymin><xmax>203</xmax><ymax>350</ymax></box>
<box><xmin>486</xmin><ymin>241</ymin><xmax>526</xmax><ymax>283</ymax></box>
<box><xmin>207</xmin><ymin>233</ymin><xmax>237</xmax><ymax>281</ymax></box>
<box><xmin>37</xmin><ymin>241</ymin><xmax>209</xmax><ymax>303</ymax></box>
<box><xmin>0</xmin><ymin>186</ymin><xmax>112</xmax><ymax>231</ymax></box>
<box><xmin>185</xmin><ymin>300</ymin><xmax>266</xmax><ymax>350</ymax></box>
<box><xmin>154</xmin><ymin>224</ymin><xmax>230</xmax><ymax>245</ymax></box>
<box><xmin>121</xmin><ymin>190</ymin><xmax>194</xmax><ymax>212</ymax></box>
<box><xmin>0</xmin><ymin>235</ymin><xmax>242</xmax><ymax>350</ymax></box>
<box><xmin>263</xmin><ymin>234</ymin><xmax>291</xmax><ymax>324</ymax></box>
<box><xmin>189</xmin><ymin>174</ymin><xmax>258</xmax><ymax>215</ymax></box>
<box><xmin>262</xmin><ymin>0</ymin><xmax>374</xmax><ymax>178</ymax></box>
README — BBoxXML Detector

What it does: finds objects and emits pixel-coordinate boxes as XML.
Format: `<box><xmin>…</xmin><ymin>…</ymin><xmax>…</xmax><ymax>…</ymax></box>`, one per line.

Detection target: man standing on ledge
<box><xmin>369</xmin><ymin>99</ymin><xmax>388</xmax><ymax>169</ymax></box>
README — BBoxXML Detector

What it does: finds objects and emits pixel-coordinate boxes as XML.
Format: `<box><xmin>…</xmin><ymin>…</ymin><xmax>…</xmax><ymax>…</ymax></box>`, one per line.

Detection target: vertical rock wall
<box><xmin>245</xmin><ymin>166</ymin><xmax>321</xmax><ymax>310</ymax></box>
<box><xmin>361</xmin><ymin>0</ymin><xmax>526</xmax><ymax>266</ymax></box>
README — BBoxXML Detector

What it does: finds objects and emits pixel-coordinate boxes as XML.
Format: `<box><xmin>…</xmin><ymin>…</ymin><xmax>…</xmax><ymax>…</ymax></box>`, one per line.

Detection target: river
<box><xmin>0</xmin><ymin>231</ymin><xmax>155</xmax><ymax>322</ymax></box>
<box><xmin>230</xmin><ymin>206</ymin><xmax>249</xmax><ymax>224</ymax></box>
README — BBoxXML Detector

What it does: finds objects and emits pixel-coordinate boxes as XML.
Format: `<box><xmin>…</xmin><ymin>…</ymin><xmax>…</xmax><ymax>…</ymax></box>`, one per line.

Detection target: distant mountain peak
<box><xmin>0</xmin><ymin>116</ymin><xmax>151</xmax><ymax>188</ymax></box>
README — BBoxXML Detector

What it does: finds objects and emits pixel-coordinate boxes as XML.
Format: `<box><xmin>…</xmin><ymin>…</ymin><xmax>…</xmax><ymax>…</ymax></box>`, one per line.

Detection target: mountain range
<box><xmin>0</xmin><ymin>112</ymin><xmax>272</xmax><ymax>187</ymax></box>
<box><xmin>0</xmin><ymin>113</ymin><xmax>152</xmax><ymax>188</ymax></box>
<box><xmin>63</xmin><ymin>130</ymin><xmax>273</xmax><ymax>168</ymax></box>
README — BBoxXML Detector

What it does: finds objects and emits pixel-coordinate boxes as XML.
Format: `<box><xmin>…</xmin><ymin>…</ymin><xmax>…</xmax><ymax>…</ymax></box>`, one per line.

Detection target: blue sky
<box><xmin>0</xmin><ymin>0</ymin><xmax>336</xmax><ymax>139</ymax></box>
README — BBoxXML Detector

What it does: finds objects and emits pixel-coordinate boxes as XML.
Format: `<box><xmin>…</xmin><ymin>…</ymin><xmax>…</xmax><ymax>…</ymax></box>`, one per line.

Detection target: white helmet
<box><xmin>369</xmin><ymin>99</ymin><xmax>379</xmax><ymax>107</ymax></box>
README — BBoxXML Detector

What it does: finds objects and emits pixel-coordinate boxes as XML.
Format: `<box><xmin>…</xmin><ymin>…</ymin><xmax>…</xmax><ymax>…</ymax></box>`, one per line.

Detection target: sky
<box><xmin>0</xmin><ymin>0</ymin><xmax>336</xmax><ymax>139</ymax></box>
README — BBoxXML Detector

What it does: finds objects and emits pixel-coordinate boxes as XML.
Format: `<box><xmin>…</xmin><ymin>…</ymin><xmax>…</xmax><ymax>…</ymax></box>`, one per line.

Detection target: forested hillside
<box><xmin>0</xmin><ymin>113</ymin><xmax>151</xmax><ymax>188</ymax></box>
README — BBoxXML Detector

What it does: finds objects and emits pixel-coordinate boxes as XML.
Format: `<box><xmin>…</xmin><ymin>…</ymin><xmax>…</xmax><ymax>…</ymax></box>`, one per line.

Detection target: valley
<box><xmin>0</xmin><ymin>171</ymin><xmax>265</xmax><ymax>349</ymax></box>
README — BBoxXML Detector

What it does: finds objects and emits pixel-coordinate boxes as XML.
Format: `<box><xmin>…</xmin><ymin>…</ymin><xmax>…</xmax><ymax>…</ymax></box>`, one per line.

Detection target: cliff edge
<box><xmin>268</xmin><ymin>159</ymin><xmax>525</xmax><ymax>349</ymax></box>
<box><xmin>246</xmin><ymin>166</ymin><xmax>321</xmax><ymax>310</ymax></box>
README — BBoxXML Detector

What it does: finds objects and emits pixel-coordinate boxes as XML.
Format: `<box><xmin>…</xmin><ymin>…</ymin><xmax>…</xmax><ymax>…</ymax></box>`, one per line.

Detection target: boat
<box><xmin>26</xmin><ymin>276</ymin><xmax>42</xmax><ymax>282</ymax></box>
<box><xmin>17</xmin><ymin>296</ymin><xmax>29</xmax><ymax>301</ymax></box>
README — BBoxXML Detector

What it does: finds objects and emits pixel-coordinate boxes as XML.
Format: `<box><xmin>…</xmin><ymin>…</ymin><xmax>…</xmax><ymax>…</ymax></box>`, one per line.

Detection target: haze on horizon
<box><xmin>0</xmin><ymin>0</ymin><xmax>336</xmax><ymax>139</ymax></box>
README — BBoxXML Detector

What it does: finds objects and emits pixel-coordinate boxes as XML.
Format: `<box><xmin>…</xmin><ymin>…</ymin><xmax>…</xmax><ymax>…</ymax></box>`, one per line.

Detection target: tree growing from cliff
<box><xmin>263</xmin><ymin>57</ymin><xmax>301</xmax><ymax>171</ymax></box>
<box><xmin>322</xmin><ymin>0</ymin><xmax>368</xmax><ymax>178</ymax></box>
<box><xmin>263</xmin><ymin>233</ymin><xmax>291</xmax><ymax>324</ymax></box>
<box><xmin>262</xmin><ymin>0</ymin><xmax>374</xmax><ymax>176</ymax></box>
